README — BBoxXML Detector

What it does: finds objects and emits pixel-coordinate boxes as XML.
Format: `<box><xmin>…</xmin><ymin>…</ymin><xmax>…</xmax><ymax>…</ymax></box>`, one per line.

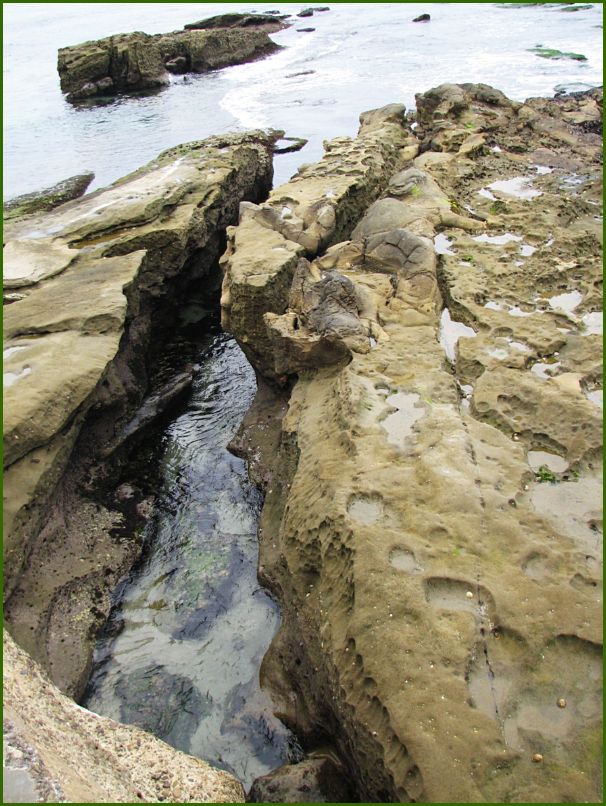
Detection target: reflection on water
<box><xmin>84</xmin><ymin>334</ymin><xmax>296</xmax><ymax>787</ymax></box>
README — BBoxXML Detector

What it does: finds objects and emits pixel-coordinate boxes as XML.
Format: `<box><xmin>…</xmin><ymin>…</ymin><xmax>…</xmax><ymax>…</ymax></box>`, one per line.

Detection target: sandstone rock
<box><xmin>221</xmin><ymin>84</ymin><xmax>603</xmax><ymax>803</ymax></box>
<box><xmin>58</xmin><ymin>32</ymin><xmax>169</xmax><ymax>101</ymax></box>
<box><xmin>3</xmin><ymin>172</ymin><xmax>94</xmax><ymax>221</ymax></box>
<box><xmin>221</xmin><ymin>103</ymin><xmax>415</xmax><ymax>382</ymax></box>
<box><xmin>3</xmin><ymin>130</ymin><xmax>276</xmax><ymax>697</ymax></box>
<box><xmin>3</xmin><ymin>631</ymin><xmax>245</xmax><ymax>803</ymax></box>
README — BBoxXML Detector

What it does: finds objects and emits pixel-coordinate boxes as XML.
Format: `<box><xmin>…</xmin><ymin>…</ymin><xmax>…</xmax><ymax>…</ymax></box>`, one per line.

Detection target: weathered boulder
<box><xmin>3</xmin><ymin>172</ymin><xmax>94</xmax><ymax>221</ymax></box>
<box><xmin>157</xmin><ymin>29</ymin><xmax>281</xmax><ymax>75</ymax></box>
<box><xmin>3</xmin><ymin>130</ymin><xmax>276</xmax><ymax>699</ymax></box>
<box><xmin>58</xmin><ymin>31</ymin><xmax>169</xmax><ymax>101</ymax></box>
<box><xmin>221</xmin><ymin>85</ymin><xmax>602</xmax><ymax>802</ymax></box>
<box><xmin>3</xmin><ymin>631</ymin><xmax>245</xmax><ymax>803</ymax></box>
<box><xmin>58</xmin><ymin>28</ymin><xmax>281</xmax><ymax>102</ymax></box>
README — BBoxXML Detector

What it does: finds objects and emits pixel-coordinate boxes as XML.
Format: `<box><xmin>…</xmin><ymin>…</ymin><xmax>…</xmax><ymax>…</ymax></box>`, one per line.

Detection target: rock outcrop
<box><xmin>184</xmin><ymin>12</ymin><xmax>289</xmax><ymax>31</ymax></box>
<box><xmin>3</xmin><ymin>172</ymin><xmax>94</xmax><ymax>221</ymax></box>
<box><xmin>3</xmin><ymin>631</ymin><xmax>245</xmax><ymax>803</ymax></box>
<box><xmin>221</xmin><ymin>103</ymin><xmax>416</xmax><ymax>381</ymax></box>
<box><xmin>222</xmin><ymin>87</ymin><xmax>602</xmax><ymax>802</ymax></box>
<box><xmin>58</xmin><ymin>27</ymin><xmax>281</xmax><ymax>101</ymax></box>
<box><xmin>3</xmin><ymin>130</ymin><xmax>276</xmax><ymax>700</ymax></box>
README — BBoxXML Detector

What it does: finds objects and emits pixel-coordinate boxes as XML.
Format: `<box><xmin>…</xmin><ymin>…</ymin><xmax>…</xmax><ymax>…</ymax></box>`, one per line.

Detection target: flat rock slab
<box><xmin>4</xmin><ymin>239</ymin><xmax>79</xmax><ymax>288</ymax></box>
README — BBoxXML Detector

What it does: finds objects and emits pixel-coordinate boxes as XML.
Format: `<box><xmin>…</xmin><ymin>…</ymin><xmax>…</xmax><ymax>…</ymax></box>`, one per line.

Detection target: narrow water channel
<box><xmin>83</xmin><ymin>328</ymin><xmax>297</xmax><ymax>788</ymax></box>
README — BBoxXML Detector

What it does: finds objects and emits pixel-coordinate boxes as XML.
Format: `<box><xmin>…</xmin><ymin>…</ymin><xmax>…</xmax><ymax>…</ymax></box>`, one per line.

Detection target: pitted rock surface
<box><xmin>222</xmin><ymin>87</ymin><xmax>602</xmax><ymax>803</ymax></box>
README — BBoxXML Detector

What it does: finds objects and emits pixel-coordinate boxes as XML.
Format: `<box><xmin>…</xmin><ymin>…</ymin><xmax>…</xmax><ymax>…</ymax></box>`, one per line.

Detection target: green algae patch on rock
<box><xmin>3</xmin><ymin>173</ymin><xmax>94</xmax><ymax>221</ymax></box>
<box><xmin>529</xmin><ymin>45</ymin><xmax>588</xmax><ymax>60</ymax></box>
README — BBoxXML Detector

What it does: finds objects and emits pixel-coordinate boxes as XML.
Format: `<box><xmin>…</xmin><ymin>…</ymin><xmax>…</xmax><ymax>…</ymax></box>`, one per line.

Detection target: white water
<box><xmin>4</xmin><ymin>3</ymin><xmax>603</xmax><ymax>199</ymax></box>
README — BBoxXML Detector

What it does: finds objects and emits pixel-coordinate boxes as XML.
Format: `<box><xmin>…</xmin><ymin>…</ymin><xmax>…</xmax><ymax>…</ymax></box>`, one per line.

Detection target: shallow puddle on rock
<box><xmin>389</xmin><ymin>547</ymin><xmax>423</xmax><ymax>573</ymax></box>
<box><xmin>3</xmin><ymin>365</ymin><xmax>31</xmax><ymax>387</ymax></box>
<box><xmin>347</xmin><ymin>495</ymin><xmax>383</xmax><ymax>524</ymax></box>
<box><xmin>510</xmin><ymin>341</ymin><xmax>530</xmax><ymax>353</ymax></box>
<box><xmin>424</xmin><ymin>577</ymin><xmax>479</xmax><ymax>615</ymax></box>
<box><xmin>581</xmin><ymin>311</ymin><xmax>602</xmax><ymax>335</ymax></box>
<box><xmin>519</xmin><ymin>243</ymin><xmax>536</xmax><ymax>257</ymax></box>
<box><xmin>439</xmin><ymin>308</ymin><xmax>476</xmax><ymax>363</ymax></box>
<box><xmin>487</xmin><ymin>176</ymin><xmax>542</xmax><ymax>200</ymax></box>
<box><xmin>3</xmin><ymin>345</ymin><xmax>28</xmax><ymax>360</ymax></box>
<box><xmin>585</xmin><ymin>389</ymin><xmax>602</xmax><ymax>408</ymax></box>
<box><xmin>531</xmin><ymin>361</ymin><xmax>561</xmax><ymax>380</ymax></box>
<box><xmin>434</xmin><ymin>233</ymin><xmax>455</xmax><ymax>255</ymax></box>
<box><xmin>381</xmin><ymin>392</ymin><xmax>425</xmax><ymax>447</ymax></box>
<box><xmin>548</xmin><ymin>290</ymin><xmax>583</xmax><ymax>315</ymax></box>
<box><xmin>474</xmin><ymin>233</ymin><xmax>522</xmax><ymax>246</ymax></box>
<box><xmin>508</xmin><ymin>305</ymin><xmax>534</xmax><ymax>318</ymax></box>
<box><xmin>84</xmin><ymin>335</ymin><xmax>295</xmax><ymax>787</ymax></box>
<box><xmin>530</xmin><ymin>475</ymin><xmax>603</xmax><ymax>554</ymax></box>
<box><xmin>527</xmin><ymin>451</ymin><xmax>568</xmax><ymax>473</ymax></box>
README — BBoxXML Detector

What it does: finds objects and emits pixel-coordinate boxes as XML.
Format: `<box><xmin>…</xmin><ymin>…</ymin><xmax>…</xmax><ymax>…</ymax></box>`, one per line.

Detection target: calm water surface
<box><xmin>84</xmin><ymin>333</ymin><xmax>296</xmax><ymax>787</ymax></box>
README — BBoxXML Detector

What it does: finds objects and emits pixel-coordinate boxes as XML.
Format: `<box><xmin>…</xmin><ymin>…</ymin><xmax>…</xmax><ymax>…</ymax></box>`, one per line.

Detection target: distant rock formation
<box><xmin>57</xmin><ymin>25</ymin><xmax>282</xmax><ymax>102</ymax></box>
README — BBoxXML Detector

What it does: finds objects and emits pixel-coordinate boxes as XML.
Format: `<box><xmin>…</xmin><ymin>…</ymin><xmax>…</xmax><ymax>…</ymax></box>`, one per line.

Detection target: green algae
<box><xmin>529</xmin><ymin>46</ymin><xmax>588</xmax><ymax>60</ymax></box>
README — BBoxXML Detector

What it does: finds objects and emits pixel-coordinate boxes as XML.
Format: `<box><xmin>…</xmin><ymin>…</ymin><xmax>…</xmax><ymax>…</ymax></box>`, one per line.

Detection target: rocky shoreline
<box><xmin>3</xmin><ymin>83</ymin><xmax>602</xmax><ymax>803</ymax></box>
<box><xmin>56</xmin><ymin>11</ymin><xmax>294</xmax><ymax>102</ymax></box>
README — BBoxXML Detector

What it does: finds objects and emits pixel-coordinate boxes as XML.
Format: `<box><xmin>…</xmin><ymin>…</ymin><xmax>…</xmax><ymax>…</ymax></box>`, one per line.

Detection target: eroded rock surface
<box><xmin>58</xmin><ymin>27</ymin><xmax>281</xmax><ymax>101</ymax></box>
<box><xmin>3</xmin><ymin>631</ymin><xmax>245</xmax><ymax>803</ymax></box>
<box><xmin>222</xmin><ymin>88</ymin><xmax>602</xmax><ymax>802</ymax></box>
<box><xmin>3</xmin><ymin>130</ymin><xmax>276</xmax><ymax>700</ymax></box>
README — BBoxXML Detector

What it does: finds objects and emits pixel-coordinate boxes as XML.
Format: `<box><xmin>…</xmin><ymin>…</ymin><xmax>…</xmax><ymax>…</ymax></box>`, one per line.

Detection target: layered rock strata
<box><xmin>222</xmin><ymin>87</ymin><xmax>602</xmax><ymax>802</ymax></box>
<box><xmin>3</xmin><ymin>631</ymin><xmax>245</xmax><ymax>803</ymax></box>
<box><xmin>58</xmin><ymin>26</ymin><xmax>281</xmax><ymax>101</ymax></box>
<box><xmin>3</xmin><ymin>130</ymin><xmax>276</xmax><ymax>703</ymax></box>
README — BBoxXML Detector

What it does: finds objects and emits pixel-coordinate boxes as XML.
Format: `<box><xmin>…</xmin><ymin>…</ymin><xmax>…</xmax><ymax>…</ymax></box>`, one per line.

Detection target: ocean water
<box><xmin>3</xmin><ymin>2</ymin><xmax>603</xmax><ymax>200</ymax></box>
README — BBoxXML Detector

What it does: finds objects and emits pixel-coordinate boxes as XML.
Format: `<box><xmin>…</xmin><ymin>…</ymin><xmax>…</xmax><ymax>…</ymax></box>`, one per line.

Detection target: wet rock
<box><xmin>413</xmin><ymin>13</ymin><xmax>431</xmax><ymax>22</ymax></box>
<box><xmin>3</xmin><ymin>632</ymin><xmax>245</xmax><ymax>802</ymax></box>
<box><xmin>248</xmin><ymin>757</ymin><xmax>355</xmax><ymax>803</ymax></box>
<box><xmin>297</xmin><ymin>8</ymin><xmax>315</xmax><ymax>17</ymax></box>
<box><xmin>297</xmin><ymin>27</ymin><xmax>316</xmax><ymax>32</ymax></box>
<box><xmin>100</xmin><ymin>369</ymin><xmax>194</xmax><ymax>458</ymax></box>
<box><xmin>3</xmin><ymin>172</ymin><xmax>94</xmax><ymax>221</ymax></box>
<box><xmin>165</xmin><ymin>55</ymin><xmax>187</xmax><ymax>73</ymax></box>
<box><xmin>273</xmin><ymin>136</ymin><xmax>309</xmax><ymax>154</ymax></box>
